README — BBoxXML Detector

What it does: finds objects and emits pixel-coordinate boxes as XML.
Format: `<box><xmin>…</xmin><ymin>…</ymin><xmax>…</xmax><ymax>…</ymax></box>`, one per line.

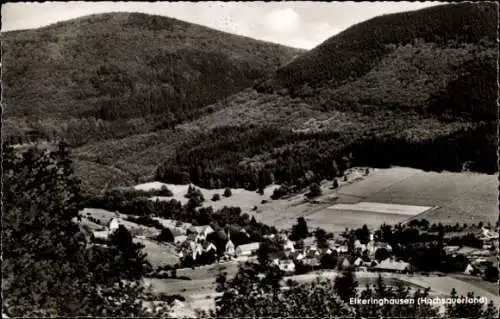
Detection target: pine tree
<box><xmin>2</xmin><ymin>143</ymin><xmax>166</xmax><ymax>317</ymax></box>
<box><xmin>334</xmin><ymin>267</ymin><xmax>358</xmax><ymax>303</ymax></box>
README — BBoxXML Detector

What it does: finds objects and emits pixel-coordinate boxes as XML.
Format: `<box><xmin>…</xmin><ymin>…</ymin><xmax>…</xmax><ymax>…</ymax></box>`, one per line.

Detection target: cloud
<box><xmin>264</xmin><ymin>8</ymin><xmax>301</xmax><ymax>34</ymax></box>
<box><xmin>2</xmin><ymin>2</ymin><xmax>443</xmax><ymax>49</ymax></box>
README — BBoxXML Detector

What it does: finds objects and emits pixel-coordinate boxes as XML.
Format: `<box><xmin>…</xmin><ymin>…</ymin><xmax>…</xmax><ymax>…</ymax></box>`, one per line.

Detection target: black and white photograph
<box><xmin>2</xmin><ymin>1</ymin><xmax>499</xmax><ymax>317</ymax></box>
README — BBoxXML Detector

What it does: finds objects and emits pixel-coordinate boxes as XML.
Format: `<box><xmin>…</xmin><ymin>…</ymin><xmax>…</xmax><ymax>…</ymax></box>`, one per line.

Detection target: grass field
<box><xmin>80</xmin><ymin>208</ymin><xmax>177</xmax><ymax>267</ymax></box>
<box><xmin>139</xmin><ymin>181</ymin><xmax>281</xmax><ymax>213</ymax></box>
<box><xmin>247</xmin><ymin>167</ymin><xmax>497</xmax><ymax>233</ymax></box>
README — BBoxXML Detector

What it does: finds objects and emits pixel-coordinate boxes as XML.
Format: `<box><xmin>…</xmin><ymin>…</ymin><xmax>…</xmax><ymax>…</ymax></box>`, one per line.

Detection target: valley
<box><xmin>3</xmin><ymin>2</ymin><xmax>498</xmax><ymax>318</ymax></box>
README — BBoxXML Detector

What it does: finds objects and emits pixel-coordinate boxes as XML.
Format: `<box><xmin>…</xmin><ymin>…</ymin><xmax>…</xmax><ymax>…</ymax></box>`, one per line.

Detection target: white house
<box><xmin>353</xmin><ymin>257</ymin><xmax>364</xmax><ymax>267</ymax></box>
<box><xmin>174</xmin><ymin>235</ymin><xmax>188</xmax><ymax>244</ymax></box>
<box><xmin>464</xmin><ymin>264</ymin><xmax>476</xmax><ymax>275</ymax></box>
<box><xmin>93</xmin><ymin>230</ymin><xmax>110</xmax><ymax>240</ymax></box>
<box><xmin>225</xmin><ymin>239</ymin><xmax>235</xmax><ymax>257</ymax></box>
<box><xmin>189</xmin><ymin>225</ymin><xmax>215</xmax><ymax>241</ymax></box>
<box><xmin>283</xmin><ymin>239</ymin><xmax>295</xmax><ymax>253</ymax></box>
<box><xmin>296</xmin><ymin>253</ymin><xmax>305</xmax><ymax>261</ymax></box>
<box><xmin>373</xmin><ymin>259</ymin><xmax>412</xmax><ymax>273</ymax></box>
<box><xmin>109</xmin><ymin>218</ymin><xmax>120</xmax><ymax>232</ymax></box>
<box><xmin>235</xmin><ymin>242</ymin><xmax>261</xmax><ymax>257</ymax></box>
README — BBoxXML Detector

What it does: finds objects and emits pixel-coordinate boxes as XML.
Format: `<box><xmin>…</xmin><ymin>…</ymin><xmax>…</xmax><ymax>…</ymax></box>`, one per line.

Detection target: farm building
<box><xmin>373</xmin><ymin>259</ymin><xmax>413</xmax><ymax>273</ymax></box>
<box><xmin>236</xmin><ymin>242</ymin><xmax>261</xmax><ymax>257</ymax></box>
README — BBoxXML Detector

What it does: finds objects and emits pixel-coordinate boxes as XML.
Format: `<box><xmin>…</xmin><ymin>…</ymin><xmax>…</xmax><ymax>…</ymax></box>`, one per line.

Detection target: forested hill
<box><xmin>3</xmin><ymin>12</ymin><xmax>304</xmax><ymax>146</ymax></box>
<box><xmin>256</xmin><ymin>2</ymin><xmax>497</xmax><ymax>121</ymax></box>
<box><xmin>151</xmin><ymin>2</ymin><xmax>498</xmax><ymax>190</ymax></box>
<box><xmin>32</xmin><ymin>3</ymin><xmax>499</xmax><ymax>194</ymax></box>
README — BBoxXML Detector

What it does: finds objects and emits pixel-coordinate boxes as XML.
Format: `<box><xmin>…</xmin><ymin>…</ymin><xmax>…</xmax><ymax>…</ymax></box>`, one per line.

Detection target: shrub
<box><xmin>223</xmin><ymin>188</ymin><xmax>232</xmax><ymax>197</ymax></box>
<box><xmin>157</xmin><ymin>228</ymin><xmax>174</xmax><ymax>243</ymax></box>
<box><xmin>212</xmin><ymin>193</ymin><xmax>221</xmax><ymax>201</ymax></box>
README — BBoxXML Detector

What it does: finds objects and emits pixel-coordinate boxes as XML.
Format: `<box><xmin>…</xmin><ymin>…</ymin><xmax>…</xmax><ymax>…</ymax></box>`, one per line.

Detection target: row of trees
<box><xmin>156</xmin><ymin>120</ymin><xmax>496</xmax><ymax>196</ymax></box>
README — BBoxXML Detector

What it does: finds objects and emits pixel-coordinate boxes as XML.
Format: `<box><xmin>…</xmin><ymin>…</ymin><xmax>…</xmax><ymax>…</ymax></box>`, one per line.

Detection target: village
<box><xmin>81</xmin><ymin>204</ymin><xmax>499</xmax><ymax>281</ymax></box>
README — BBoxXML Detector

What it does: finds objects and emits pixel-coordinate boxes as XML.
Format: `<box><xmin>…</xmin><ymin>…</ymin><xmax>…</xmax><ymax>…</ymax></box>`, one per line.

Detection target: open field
<box><xmin>79</xmin><ymin>208</ymin><xmax>178</xmax><ymax>267</ymax></box>
<box><xmin>136</xmin><ymin>238</ymin><xmax>179</xmax><ymax>268</ymax></box>
<box><xmin>328</xmin><ymin>202</ymin><xmax>433</xmax><ymax>216</ymax></box>
<box><xmin>139</xmin><ymin>181</ymin><xmax>280</xmax><ymax>213</ymax></box>
<box><xmin>248</xmin><ymin>167</ymin><xmax>497</xmax><ymax>233</ymax></box>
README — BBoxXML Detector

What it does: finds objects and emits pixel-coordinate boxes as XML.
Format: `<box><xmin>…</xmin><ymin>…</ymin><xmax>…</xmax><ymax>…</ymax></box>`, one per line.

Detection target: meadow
<box><xmin>252</xmin><ymin>167</ymin><xmax>497</xmax><ymax>233</ymax></box>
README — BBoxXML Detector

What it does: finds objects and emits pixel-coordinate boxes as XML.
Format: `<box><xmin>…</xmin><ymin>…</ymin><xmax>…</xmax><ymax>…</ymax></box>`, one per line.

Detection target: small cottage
<box><xmin>373</xmin><ymin>258</ymin><xmax>412</xmax><ymax>273</ymax></box>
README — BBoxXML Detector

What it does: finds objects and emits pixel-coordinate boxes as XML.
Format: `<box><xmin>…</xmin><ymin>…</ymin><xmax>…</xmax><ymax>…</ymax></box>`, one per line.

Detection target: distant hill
<box><xmin>12</xmin><ymin>3</ymin><xmax>497</xmax><ymax>194</ymax></box>
<box><xmin>151</xmin><ymin>2</ymin><xmax>498</xmax><ymax>189</ymax></box>
<box><xmin>2</xmin><ymin>12</ymin><xmax>304</xmax><ymax>146</ymax></box>
<box><xmin>256</xmin><ymin>2</ymin><xmax>497</xmax><ymax>121</ymax></box>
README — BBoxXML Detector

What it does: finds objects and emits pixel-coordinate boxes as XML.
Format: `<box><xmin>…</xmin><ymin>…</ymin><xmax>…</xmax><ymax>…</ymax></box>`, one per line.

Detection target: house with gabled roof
<box><xmin>235</xmin><ymin>242</ymin><xmax>261</xmax><ymax>257</ymax></box>
<box><xmin>373</xmin><ymin>258</ymin><xmax>412</xmax><ymax>273</ymax></box>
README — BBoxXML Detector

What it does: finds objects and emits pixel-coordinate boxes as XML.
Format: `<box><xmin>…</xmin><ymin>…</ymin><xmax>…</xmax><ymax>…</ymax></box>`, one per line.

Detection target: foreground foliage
<box><xmin>2</xmin><ymin>143</ymin><xmax>168</xmax><ymax>317</ymax></box>
<box><xmin>201</xmin><ymin>261</ymin><xmax>499</xmax><ymax>318</ymax></box>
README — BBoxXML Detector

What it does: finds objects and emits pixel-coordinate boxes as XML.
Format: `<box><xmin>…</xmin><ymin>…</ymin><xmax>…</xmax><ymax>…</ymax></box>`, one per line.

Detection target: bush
<box><xmin>307</xmin><ymin>183</ymin><xmax>322</xmax><ymax>198</ymax></box>
<box><xmin>157</xmin><ymin>228</ymin><xmax>174</xmax><ymax>243</ymax></box>
<box><xmin>212</xmin><ymin>193</ymin><xmax>221</xmax><ymax>201</ymax></box>
<box><xmin>223</xmin><ymin>188</ymin><xmax>232</xmax><ymax>197</ymax></box>
<box><xmin>332</xmin><ymin>179</ymin><xmax>339</xmax><ymax>189</ymax></box>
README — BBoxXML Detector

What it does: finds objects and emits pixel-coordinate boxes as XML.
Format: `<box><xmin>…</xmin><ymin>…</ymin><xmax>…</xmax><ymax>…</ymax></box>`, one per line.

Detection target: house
<box><xmin>283</xmin><ymin>239</ymin><xmax>295</xmax><ymax>253</ymax></box>
<box><xmin>340</xmin><ymin>258</ymin><xmax>351</xmax><ymax>269</ymax></box>
<box><xmin>277</xmin><ymin>260</ymin><xmax>296</xmax><ymax>273</ymax></box>
<box><xmin>93</xmin><ymin>230</ymin><xmax>110</xmax><ymax>240</ymax></box>
<box><xmin>464</xmin><ymin>263</ymin><xmax>477</xmax><ymax>275</ymax></box>
<box><xmin>373</xmin><ymin>258</ymin><xmax>412</xmax><ymax>273</ymax></box>
<box><xmin>204</xmin><ymin>241</ymin><xmax>217</xmax><ymax>253</ymax></box>
<box><xmin>235</xmin><ymin>242</ymin><xmax>261</xmax><ymax>257</ymax></box>
<box><xmin>376</xmin><ymin>242</ymin><xmax>393</xmax><ymax>251</ymax></box>
<box><xmin>481</xmin><ymin>227</ymin><xmax>499</xmax><ymax>240</ymax></box>
<box><xmin>109</xmin><ymin>218</ymin><xmax>120</xmax><ymax>232</ymax></box>
<box><xmin>353</xmin><ymin>257</ymin><xmax>364</xmax><ymax>267</ymax></box>
<box><xmin>303</xmin><ymin>258</ymin><xmax>321</xmax><ymax>268</ymax></box>
<box><xmin>443</xmin><ymin>246</ymin><xmax>461</xmax><ymax>255</ymax></box>
<box><xmin>303</xmin><ymin>237</ymin><xmax>316</xmax><ymax>248</ymax></box>
<box><xmin>225</xmin><ymin>239</ymin><xmax>235</xmax><ymax>257</ymax></box>
<box><xmin>187</xmin><ymin>241</ymin><xmax>203</xmax><ymax>260</ymax></box>
<box><xmin>189</xmin><ymin>225</ymin><xmax>215</xmax><ymax>241</ymax></box>
<box><xmin>366</xmin><ymin>241</ymin><xmax>376</xmax><ymax>255</ymax></box>
<box><xmin>334</xmin><ymin>245</ymin><xmax>349</xmax><ymax>254</ymax></box>
<box><xmin>295</xmin><ymin>252</ymin><xmax>306</xmax><ymax>261</ymax></box>
<box><xmin>306</xmin><ymin>248</ymin><xmax>320</xmax><ymax>258</ymax></box>
<box><xmin>174</xmin><ymin>235</ymin><xmax>188</xmax><ymax>244</ymax></box>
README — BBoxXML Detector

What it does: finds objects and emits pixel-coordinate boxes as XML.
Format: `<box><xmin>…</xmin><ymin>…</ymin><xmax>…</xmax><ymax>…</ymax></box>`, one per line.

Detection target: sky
<box><xmin>2</xmin><ymin>1</ymin><xmax>444</xmax><ymax>49</ymax></box>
